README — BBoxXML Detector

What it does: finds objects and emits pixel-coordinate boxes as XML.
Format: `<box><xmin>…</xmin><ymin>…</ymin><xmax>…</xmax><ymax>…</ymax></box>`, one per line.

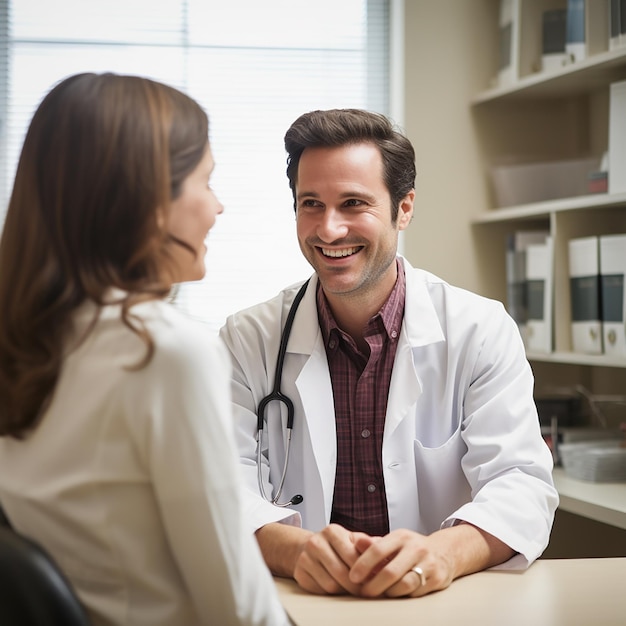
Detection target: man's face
<box><xmin>295</xmin><ymin>142</ymin><xmax>413</xmax><ymax>303</ymax></box>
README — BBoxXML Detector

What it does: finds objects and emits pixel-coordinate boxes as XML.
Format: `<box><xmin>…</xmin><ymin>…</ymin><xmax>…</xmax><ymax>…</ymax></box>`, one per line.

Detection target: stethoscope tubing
<box><xmin>256</xmin><ymin>279</ymin><xmax>310</xmax><ymax>507</ymax></box>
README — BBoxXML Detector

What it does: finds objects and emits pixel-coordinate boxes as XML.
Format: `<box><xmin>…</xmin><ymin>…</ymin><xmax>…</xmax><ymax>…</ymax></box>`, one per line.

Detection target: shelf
<box><xmin>472</xmin><ymin>192</ymin><xmax>626</xmax><ymax>224</ymax></box>
<box><xmin>553</xmin><ymin>467</ymin><xmax>626</xmax><ymax>530</ymax></box>
<box><xmin>527</xmin><ymin>351</ymin><xmax>626</xmax><ymax>369</ymax></box>
<box><xmin>473</xmin><ymin>48</ymin><xmax>626</xmax><ymax>105</ymax></box>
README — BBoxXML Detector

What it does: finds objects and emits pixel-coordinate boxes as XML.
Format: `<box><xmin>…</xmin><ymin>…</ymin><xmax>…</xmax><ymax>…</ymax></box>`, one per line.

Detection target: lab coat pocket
<box><xmin>413</xmin><ymin>424</ymin><xmax>471</xmax><ymax>532</ymax></box>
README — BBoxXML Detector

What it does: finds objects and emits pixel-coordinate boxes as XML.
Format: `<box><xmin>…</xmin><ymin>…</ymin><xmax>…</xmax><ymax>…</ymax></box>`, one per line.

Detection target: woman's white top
<box><xmin>0</xmin><ymin>297</ymin><xmax>290</xmax><ymax>626</ymax></box>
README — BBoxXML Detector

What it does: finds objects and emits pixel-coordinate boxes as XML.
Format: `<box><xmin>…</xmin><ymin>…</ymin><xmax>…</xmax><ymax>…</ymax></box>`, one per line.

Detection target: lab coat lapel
<box><xmin>384</xmin><ymin>259</ymin><xmax>445</xmax><ymax>439</ymax></box>
<box><xmin>384</xmin><ymin>339</ymin><xmax>422</xmax><ymax>437</ymax></box>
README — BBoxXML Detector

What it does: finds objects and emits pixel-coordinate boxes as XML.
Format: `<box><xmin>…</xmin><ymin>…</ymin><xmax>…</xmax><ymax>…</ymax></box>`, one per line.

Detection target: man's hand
<box><xmin>257</xmin><ymin>521</ymin><xmax>514</xmax><ymax>599</ymax></box>
<box><xmin>255</xmin><ymin>522</ymin><xmax>370</xmax><ymax>595</ymax></box>
<box><xmin>348</xmin><ymin>523</ymin><xmax>515</xmax><ymax>598</ymax></box>
<box><xmin>348</xmin><ymin>528</ymin><xmax>454</xmax><ymax>598</ymax></box>
<box><xmin>293</xmin><ymin>524</ymin><xmax>372</xmax><ymax>595</ymax></box>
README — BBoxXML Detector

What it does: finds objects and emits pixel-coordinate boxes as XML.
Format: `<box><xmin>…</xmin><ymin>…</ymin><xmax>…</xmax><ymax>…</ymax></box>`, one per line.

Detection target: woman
<box><xmin>0</xmin><ymin>73</ymin><xmax>290</xmax><ymax>626</ymax></box>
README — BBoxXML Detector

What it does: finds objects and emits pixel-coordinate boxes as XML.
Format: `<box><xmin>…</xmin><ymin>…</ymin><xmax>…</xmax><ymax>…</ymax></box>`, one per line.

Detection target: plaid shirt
<box><xmin>316</xmin><ymin>260</ymin><xmax>406</xmax><ymax>536</ymax></box>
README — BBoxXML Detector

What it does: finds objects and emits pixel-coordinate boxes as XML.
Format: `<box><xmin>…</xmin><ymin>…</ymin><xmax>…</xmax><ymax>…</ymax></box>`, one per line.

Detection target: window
<box><xmin>0</xmin><ymin>0</ymin><xmax>395</xmax><ymax>331</ymax></box>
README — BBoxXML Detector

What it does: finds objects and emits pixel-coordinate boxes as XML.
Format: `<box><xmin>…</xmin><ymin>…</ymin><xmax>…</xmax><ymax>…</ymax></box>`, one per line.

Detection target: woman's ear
<box><xmin>156</xmin><ymin>206</ymin><xmax>166</xmax><ymax>230</ymax></box>
<box><xmin>397</xmin><ymin>189</ymin><xmax>415</xmax><ymax>230</ymax></box>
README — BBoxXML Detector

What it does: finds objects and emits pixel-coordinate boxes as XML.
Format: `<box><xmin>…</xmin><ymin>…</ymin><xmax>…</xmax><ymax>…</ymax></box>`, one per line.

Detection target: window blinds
<box><xmin>0</xmin><ymin>0</ymin><xmax>390</xmax><ymax>331</ymax></box>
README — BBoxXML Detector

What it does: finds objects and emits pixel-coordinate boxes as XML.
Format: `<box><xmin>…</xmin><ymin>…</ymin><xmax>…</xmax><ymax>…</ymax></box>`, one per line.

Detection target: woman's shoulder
<box><xmin>141</xmin><ymin>297</ymin><xmax>220</xmax><ymax>339</ymax></box>
<box><xmin>132</xmin><ymin>299</ymin><xmax>226</xmax><ymax>370</ymax></box>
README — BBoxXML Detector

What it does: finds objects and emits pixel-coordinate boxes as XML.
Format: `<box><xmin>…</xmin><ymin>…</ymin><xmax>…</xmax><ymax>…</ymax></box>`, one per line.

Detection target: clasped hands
<box><xmin>292</xmin><ymin>524</ymin><xmax>453</xmax><ymax>598</ymax></box>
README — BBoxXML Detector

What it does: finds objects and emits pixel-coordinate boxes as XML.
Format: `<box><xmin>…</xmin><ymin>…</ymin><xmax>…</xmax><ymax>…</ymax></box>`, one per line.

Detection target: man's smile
<box><xmin>319</xmin><ymin>246</ymin><xmax>364</xmax><ymax>258</ymax></box>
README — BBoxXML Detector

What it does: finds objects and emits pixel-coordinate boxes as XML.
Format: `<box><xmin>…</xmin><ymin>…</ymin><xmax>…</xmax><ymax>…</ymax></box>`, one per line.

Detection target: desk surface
<box><xmin>276</xmin><ymin>558</ymin><xmax>626</xmax><ymax>626</ymax></box>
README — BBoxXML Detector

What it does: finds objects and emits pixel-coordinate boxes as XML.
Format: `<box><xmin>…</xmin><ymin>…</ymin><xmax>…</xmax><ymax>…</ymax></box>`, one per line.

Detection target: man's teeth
<box><xmin>321</xmin><ymin>247</ymin><xmax>359</xmax><ymax>258</ymax></box>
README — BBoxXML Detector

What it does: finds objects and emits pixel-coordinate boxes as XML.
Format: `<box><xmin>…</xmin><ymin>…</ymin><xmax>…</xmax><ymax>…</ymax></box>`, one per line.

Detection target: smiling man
<box><xmin>219</xmin><ymin>109</ymin><xmax>558</xmax><ymax>600</ymax></box>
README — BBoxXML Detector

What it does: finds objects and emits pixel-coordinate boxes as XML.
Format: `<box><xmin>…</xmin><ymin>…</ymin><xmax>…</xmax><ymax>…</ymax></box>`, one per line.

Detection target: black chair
<box><xmin>0</xmin><ymin>503</ymin><xmax>10</xmax><ymax>528</ymax></box>
<box><xmin>0</xmin><ymin>507</ymin><xmax>91</xmax><ymax>626</ymax></box>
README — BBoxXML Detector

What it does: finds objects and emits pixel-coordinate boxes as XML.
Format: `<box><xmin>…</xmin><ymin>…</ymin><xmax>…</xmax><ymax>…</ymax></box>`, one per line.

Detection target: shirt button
<box><xmin>329</xmin><ymin>339</ymin><xmax>336</xmax><ymax>349</ymax></box>
<box><xmin>361</xmin><ymin>429</ymin><xmax>371</xmax><ymax>438</ymax></box>
<box><xmin>391</xmin><ymin>330</ymin><xmax>398</xmax><ymax>339</ymax></box>
<box><xmin>367</xmin><ymin>484</ymin><xmax>376</xmax><ymax>493</ymax></box>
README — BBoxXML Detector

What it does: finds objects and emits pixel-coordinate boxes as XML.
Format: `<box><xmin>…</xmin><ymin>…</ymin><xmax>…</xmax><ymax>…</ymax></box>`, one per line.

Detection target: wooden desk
<box><xmin>276</xmin><ymin>558</ymin><xmax>626</xmax><ymax>626</ymax></box>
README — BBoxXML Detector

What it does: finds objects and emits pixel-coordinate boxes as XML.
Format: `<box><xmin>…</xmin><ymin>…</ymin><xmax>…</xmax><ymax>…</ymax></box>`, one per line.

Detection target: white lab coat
<box><xmin>220</xmin><ymin>257</ymin><xmax>558</xmax><ymax>569</ymax></box>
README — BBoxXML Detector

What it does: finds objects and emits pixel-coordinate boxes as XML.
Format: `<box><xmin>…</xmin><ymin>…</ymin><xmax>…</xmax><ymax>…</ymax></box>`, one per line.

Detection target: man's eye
<box><xmin>344</xmin><ymin>198</ymin><xmax>362</xmax><ymax>207</ymax></box>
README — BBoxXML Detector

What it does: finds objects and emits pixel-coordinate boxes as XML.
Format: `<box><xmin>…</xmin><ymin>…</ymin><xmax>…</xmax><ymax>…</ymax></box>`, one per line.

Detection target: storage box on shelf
<box><xmin>490</xmin><ymin>156</ymin><xmax>602</xmax><ymax>208</ymax></box>
<box><xmin>559</xmin><ymin>439</ymin><xmax>626</xmax><ymax>482</ymax></box>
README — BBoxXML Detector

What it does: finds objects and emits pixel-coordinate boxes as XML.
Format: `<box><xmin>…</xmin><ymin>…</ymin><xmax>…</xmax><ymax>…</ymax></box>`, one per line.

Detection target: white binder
<box><xmin>608</xmin><ymin>80</ymin><xmax>626</xmax><ymax>195</ymax></box>
<box><xmin>600</xmin><ymin>234</ymin><xmax>626</xmax><ymax>358</ymax></box>
<box><xmin>498</xmin><ymin>0</ymin><xmax>520</xmax><ymax>87</ymax></box>
<box><xmin>525</xmin><ymin>237</ymin><xmax>553</xmax><ymax>353</ymax></box>
<box><xmin>506</xmin><ymin>230</ymin><xmax>549</xmax><ymax>346</ymax></box>
<box><xmin>568</xmin><ymin>236</ymin><xmax>602</xmax><ymax>354</ymax></box>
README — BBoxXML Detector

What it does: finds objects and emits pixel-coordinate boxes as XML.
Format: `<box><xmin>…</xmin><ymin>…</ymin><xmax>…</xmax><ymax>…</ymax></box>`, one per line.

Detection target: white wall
<box><xmin>402</xmin><ymin>0</ymin><xmax>498</xmax><ymax>294</ymax></box>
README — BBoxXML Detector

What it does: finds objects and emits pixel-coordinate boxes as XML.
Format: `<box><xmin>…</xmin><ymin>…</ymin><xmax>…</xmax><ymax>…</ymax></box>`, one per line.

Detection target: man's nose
<box><xmin>317</xmin><ymin>207</ymin><xmax>349</xmax><ymax>242</ymax></box>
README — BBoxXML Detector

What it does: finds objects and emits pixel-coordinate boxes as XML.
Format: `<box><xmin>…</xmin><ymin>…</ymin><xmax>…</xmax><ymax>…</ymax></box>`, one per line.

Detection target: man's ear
<box><xmin>397</xmin><ymin>189</ymin><xmax>415</xmax><ymax>231</ymax></box>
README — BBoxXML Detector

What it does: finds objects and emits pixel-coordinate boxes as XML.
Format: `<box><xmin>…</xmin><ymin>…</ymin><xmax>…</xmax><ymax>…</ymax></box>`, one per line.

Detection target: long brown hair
<box><xmin>0</xmin><ymin>72</ymin><xmax>209</xmax><ymax>438</ymax></box>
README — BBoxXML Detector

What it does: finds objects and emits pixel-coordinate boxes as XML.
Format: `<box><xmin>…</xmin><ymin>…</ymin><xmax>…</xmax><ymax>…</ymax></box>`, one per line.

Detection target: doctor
<box><xmin>219</xmin><ymin>109</ymin><xmax>558</xmax><ymax>599</ymax></box>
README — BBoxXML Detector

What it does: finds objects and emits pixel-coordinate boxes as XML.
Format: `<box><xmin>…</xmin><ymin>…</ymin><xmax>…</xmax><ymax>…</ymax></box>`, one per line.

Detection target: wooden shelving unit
<box><xmin>468</xmin><ymin>0</ymin><xmax>626</xmax><ymax>368</ymax></box>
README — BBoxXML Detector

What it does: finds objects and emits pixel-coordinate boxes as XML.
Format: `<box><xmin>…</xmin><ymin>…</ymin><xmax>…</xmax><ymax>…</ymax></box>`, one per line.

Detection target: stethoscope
<box><xmin>256</xmin><ymin>278</ymin><xmax>310</xmax><ymax>507</ymax></box>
